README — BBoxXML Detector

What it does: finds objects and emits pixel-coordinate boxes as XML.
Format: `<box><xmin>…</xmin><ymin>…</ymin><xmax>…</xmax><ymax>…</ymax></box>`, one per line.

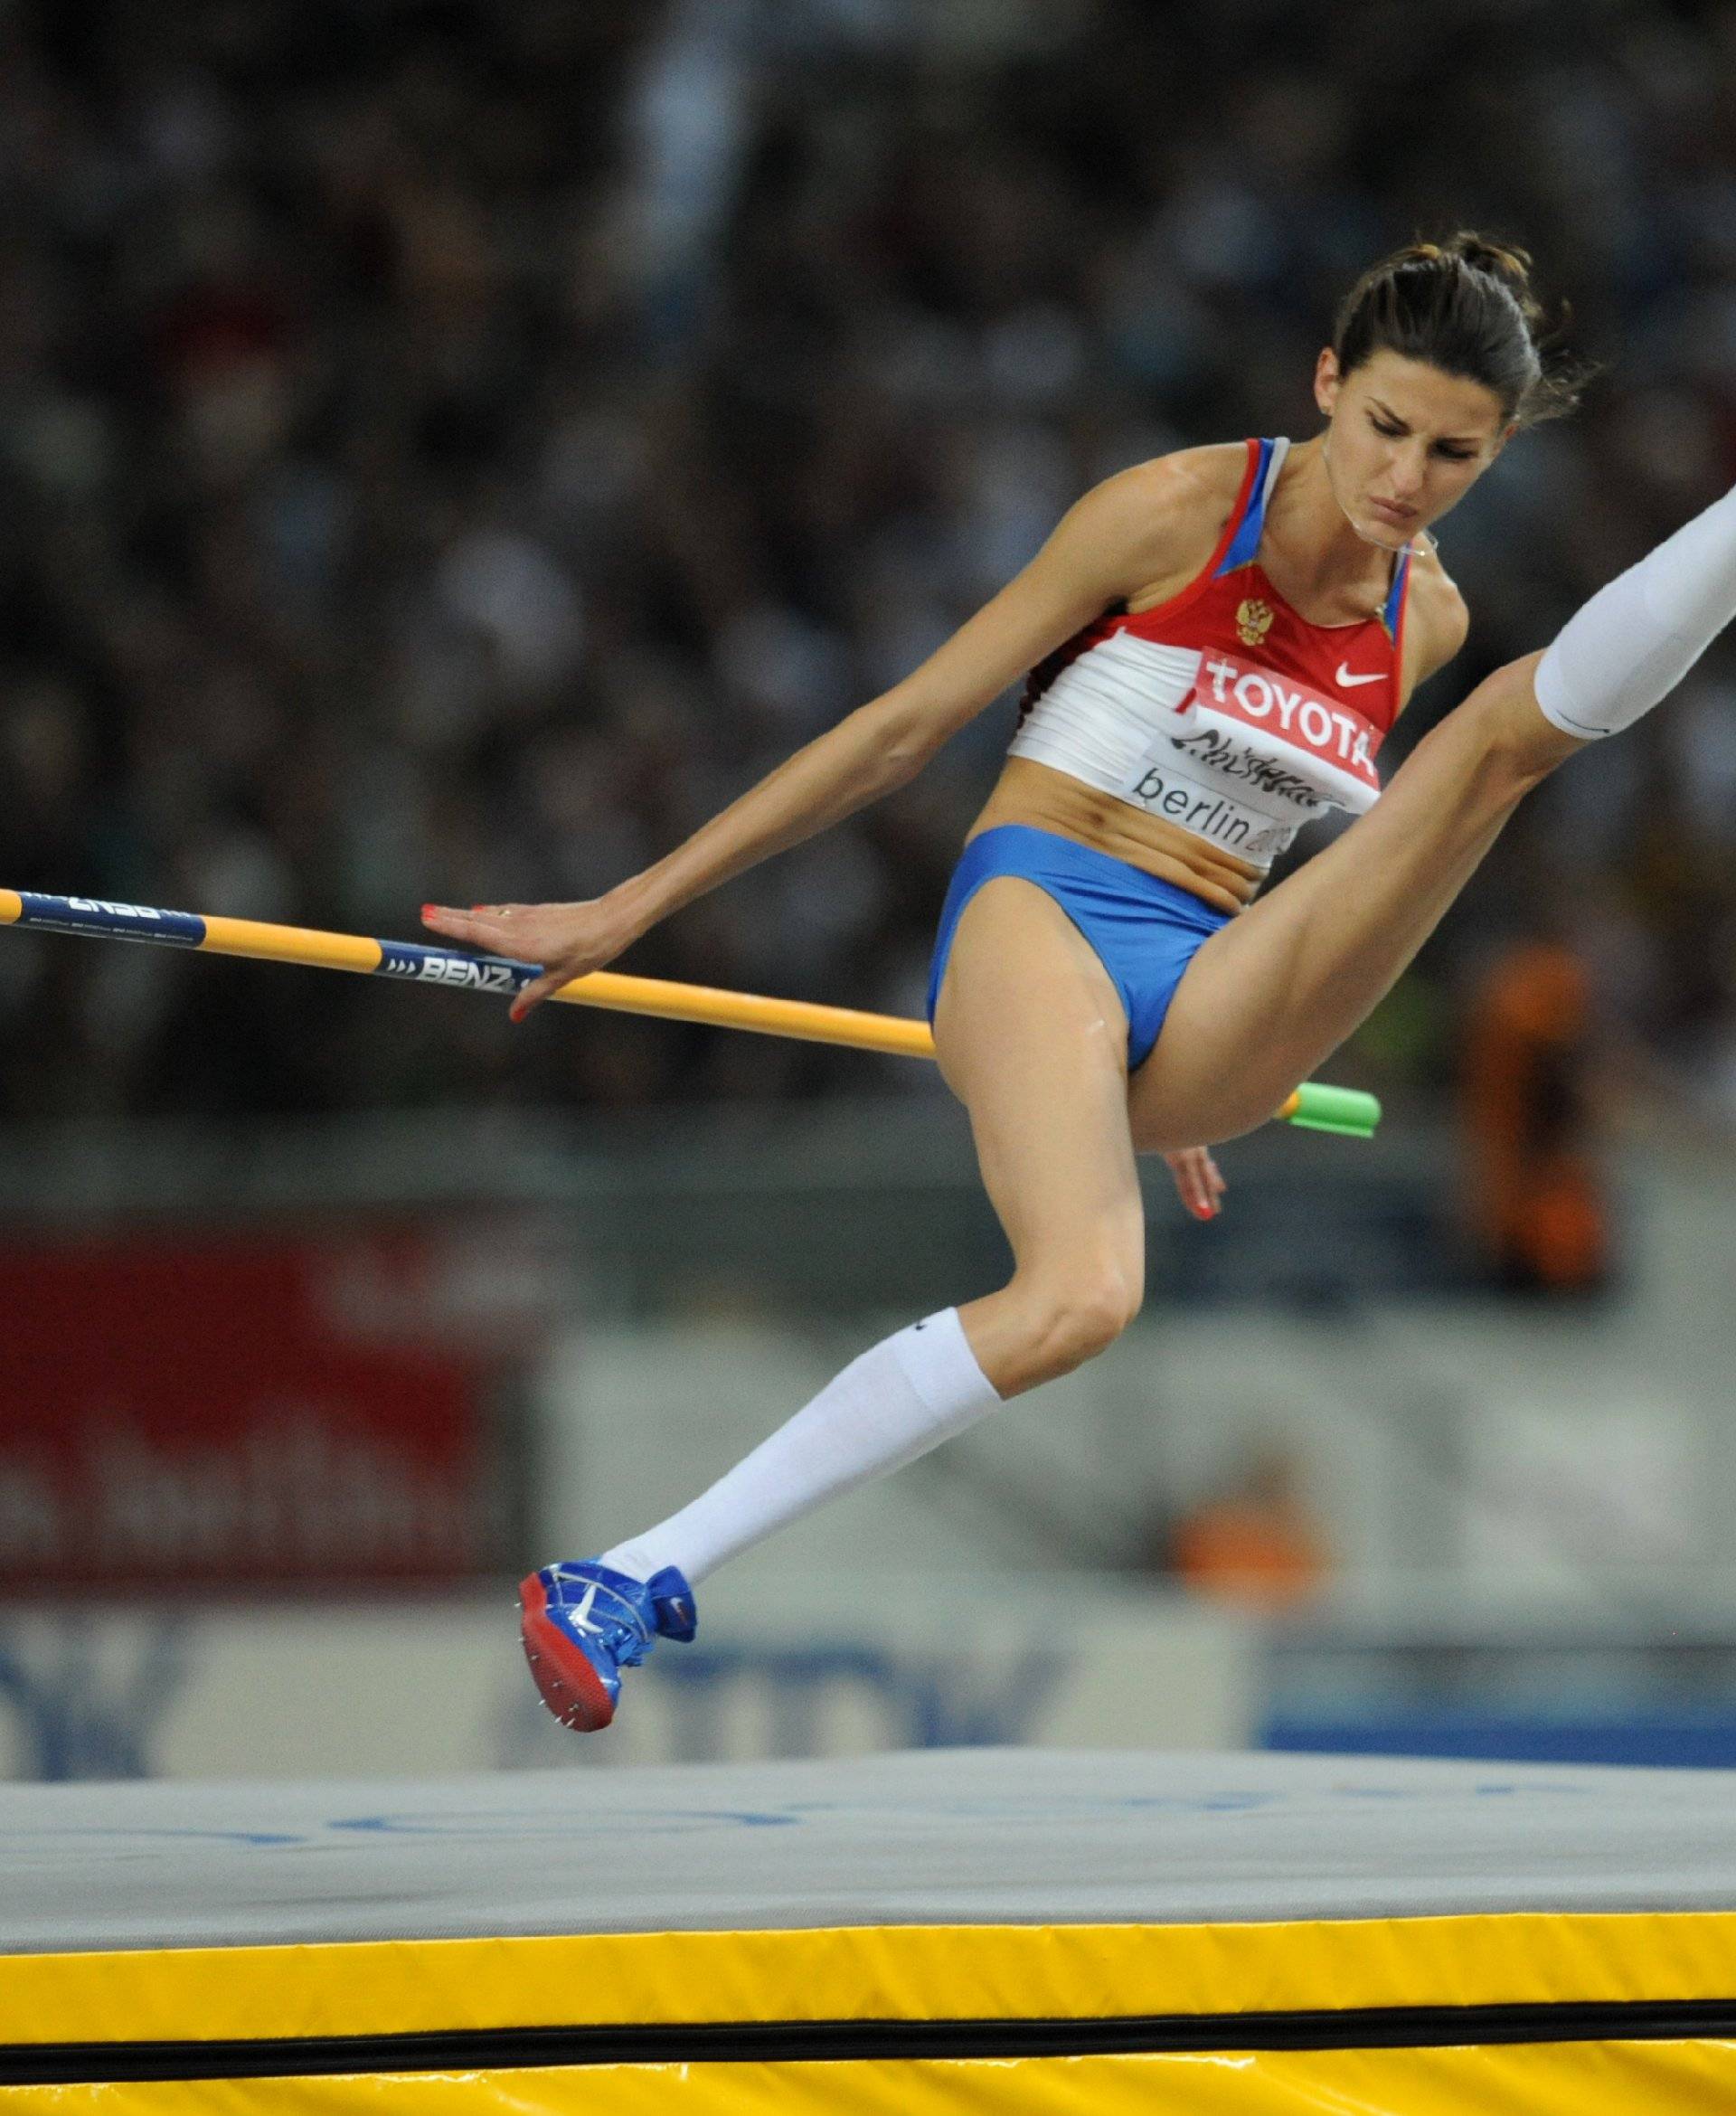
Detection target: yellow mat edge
<box><xmin>6</xmin><ymin>2039</ymin><xmax>1736</xmax><ymax>2112</ymax></box>
<box><xmin>2</xmin><ymin>1913</ymin><xmax>1734</xmax><ymax>2046</ymax></box>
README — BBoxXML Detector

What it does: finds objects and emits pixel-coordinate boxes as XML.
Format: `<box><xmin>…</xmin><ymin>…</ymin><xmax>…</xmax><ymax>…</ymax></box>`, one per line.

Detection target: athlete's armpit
<box><xmin>1399</xmin><ymin>541</ymin><xmax>1471</xmax><ymax>704</ymax></box>
<box><xmin>863</xmin><ymin>449</ymin><xmax>1250</xmax><ymax>770</ymax></box>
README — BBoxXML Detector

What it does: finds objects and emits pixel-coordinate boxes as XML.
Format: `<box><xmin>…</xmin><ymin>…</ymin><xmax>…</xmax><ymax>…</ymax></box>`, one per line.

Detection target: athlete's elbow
<box><xmin>854</xmin><ymin>702</ymin><xmax>944</xmax><ymax>789</ymax></box>
<box><xmin>880</xmin><ymin>731</ymin><xmax>939</xmax><ymax>788</ymax></box>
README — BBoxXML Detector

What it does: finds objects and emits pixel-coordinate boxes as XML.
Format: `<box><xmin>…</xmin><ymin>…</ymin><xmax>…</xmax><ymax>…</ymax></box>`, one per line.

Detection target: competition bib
<box><xmin>1121</xmin><ymin>649</ymin><xmax>1387</xmax><ymax>865</ymax></box>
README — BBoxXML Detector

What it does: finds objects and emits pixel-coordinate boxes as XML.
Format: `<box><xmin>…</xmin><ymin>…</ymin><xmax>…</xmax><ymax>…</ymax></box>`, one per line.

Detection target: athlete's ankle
<box><xmin>594</xmin><ymin>1540</ymin><xmax>669</xmax><ymax>1586</ymax></box>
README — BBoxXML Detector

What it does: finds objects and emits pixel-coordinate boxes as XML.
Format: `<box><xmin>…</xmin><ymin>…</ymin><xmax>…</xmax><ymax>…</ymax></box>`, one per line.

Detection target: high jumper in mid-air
<box><xmin>422</xmin><ymin>234</ymin><xmax>1736</xmax><ymax>1732</ymax></box>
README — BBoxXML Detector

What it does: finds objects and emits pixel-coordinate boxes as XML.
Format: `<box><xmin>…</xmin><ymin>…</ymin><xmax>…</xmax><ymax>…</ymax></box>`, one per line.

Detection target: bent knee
<box><xmin>1015</xmin><ymin>1258</ymin><xmax>1144</xmax><ymax>1380</ymax></box>
<box><xmin>1460</xmin><ymin>650</ymin><xmax>1578</xmax><ymax>793</ymax></box>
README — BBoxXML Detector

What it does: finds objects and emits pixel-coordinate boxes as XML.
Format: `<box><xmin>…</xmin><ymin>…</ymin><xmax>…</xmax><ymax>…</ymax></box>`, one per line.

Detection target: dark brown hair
<box><xmin>1333</xmin><ymin>233</ymin><xmax>1587</xmax><ymax>428</ymax></box>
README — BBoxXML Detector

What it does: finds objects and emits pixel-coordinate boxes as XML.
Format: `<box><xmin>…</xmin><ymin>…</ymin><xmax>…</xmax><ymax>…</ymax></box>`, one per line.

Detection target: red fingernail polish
<box><xmin>420</xmin><ymin>904</ymin><xmax>437</xmax><ymax>918</ymax></box>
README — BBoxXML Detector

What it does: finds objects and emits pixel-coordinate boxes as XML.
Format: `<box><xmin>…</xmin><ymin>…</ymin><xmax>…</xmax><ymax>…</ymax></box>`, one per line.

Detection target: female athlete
<box><xmin>424</xmin><ymin>234</ymin><xmax>1736</xmax><ymax>1732</ymax></box>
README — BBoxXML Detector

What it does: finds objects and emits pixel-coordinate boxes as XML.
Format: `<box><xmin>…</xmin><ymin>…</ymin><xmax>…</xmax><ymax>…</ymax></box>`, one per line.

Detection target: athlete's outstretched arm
<box><xmin>423</xmin><ymin>454</ymin><xmax>1232</xmax><ymax>1015</ymax></box>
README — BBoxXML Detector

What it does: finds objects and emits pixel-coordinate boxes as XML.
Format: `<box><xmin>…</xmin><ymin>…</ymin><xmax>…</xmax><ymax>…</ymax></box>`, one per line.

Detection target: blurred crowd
<box><xmin>4</xmin><ymin>0</ymin><xmax>1736</xmax><ymax>1123</ymax></box>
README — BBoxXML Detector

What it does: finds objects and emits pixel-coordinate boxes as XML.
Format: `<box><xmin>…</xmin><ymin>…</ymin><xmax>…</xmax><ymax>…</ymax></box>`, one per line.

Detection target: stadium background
<box><xmin>3</xmin><ymin>0</ymin><xmax>1736</xmax><ymax>1778</ymax></box>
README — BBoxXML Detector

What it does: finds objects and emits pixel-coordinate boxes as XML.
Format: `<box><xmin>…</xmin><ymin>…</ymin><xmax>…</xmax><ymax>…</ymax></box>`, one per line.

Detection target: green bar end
<box><xmin>1286</xmin><ymin>1082</ymin><xmax>1382</xmax><ymax>1139</ymax></box>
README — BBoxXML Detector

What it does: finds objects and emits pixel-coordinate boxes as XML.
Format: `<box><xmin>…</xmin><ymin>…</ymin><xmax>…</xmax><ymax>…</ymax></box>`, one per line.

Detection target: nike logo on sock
<box><xmin>1335</xmin><ymin>662</ymin><xmax>1385</xmax><ymax>687</ymax></box>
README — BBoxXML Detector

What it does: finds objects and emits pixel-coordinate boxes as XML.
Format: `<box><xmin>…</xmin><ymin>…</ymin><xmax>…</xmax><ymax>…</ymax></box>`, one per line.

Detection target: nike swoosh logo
<box><xmin>1335</xmin><ymin>663</ymin><xmax>1385</xmax><ymax>688</ymax></box>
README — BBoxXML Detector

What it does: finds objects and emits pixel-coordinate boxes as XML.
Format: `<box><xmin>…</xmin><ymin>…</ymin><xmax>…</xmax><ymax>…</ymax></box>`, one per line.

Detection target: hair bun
<box><xmin>1444</xmin><ymin>231</ymin><xmax>1533</xmax><ymax>282</ymax></box>
<box><xmin>1333</xmin><ymin>231</ymin><xmax>1592</xmax><ymax>427</ymax></box>
<box><xmin>1447</xmin><ymin>231</ymin><xmax>1543</xmax><ymax>317</ymax></box>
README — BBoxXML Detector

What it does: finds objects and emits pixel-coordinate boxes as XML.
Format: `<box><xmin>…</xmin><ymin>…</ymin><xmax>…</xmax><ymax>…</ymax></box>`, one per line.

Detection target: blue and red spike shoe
<box><xmin>517</xmin><ymin>1560</ymin><xmax>698</xmax><ymax>1732</ymax></box>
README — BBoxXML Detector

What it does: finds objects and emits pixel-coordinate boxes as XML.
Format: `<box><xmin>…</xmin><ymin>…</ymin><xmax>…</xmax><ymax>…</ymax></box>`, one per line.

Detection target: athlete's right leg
<box><xmin>931</xmin><ymin>875</ymin><xmax>1148</xmax><ymax>1397</ymax></box>
<box><xmin>598</xmin><ymin>874</ymin><xmax>1146</xmax><ymax>1586</ymax></box>
<box><xmin>522</xmin><ymin>876</ymin><xmax>1146</xmax><ymax>1727</ymax></box>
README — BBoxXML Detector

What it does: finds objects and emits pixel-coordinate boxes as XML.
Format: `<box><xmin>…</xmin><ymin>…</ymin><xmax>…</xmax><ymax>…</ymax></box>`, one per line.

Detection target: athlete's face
<box><xmin>1314</xmin><ymin>348</ymin><xmax>1513</xmax><ymax>550</ymax></box>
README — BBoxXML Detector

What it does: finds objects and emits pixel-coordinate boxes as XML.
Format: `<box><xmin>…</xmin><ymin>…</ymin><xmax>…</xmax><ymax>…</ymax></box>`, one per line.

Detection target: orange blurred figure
<box><xmin>1171</xmin><ymin>1446</ymin><xmax>1330</xmax><ymax>1611</ymax></box>
<box><xmin>1462</xmin><ymin>938</ymin><xmax>1609</xmax><ymax>1294</ymax></box>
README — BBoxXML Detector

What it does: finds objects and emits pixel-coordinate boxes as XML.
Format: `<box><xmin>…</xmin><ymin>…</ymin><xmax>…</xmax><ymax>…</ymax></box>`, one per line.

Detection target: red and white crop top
<box><xmin>1009</xmin><ymin>437</ymin><xmax>1411</xmax><ymax>873</ymax></box>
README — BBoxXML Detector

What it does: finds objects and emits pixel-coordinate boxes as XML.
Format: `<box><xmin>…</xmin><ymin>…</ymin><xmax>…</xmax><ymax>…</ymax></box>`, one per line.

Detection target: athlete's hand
<box><xmin>1165</xmin><ymin>1146</ymin><xmax>1225</xmax><ymax>1222</ymax></box>
<box><xmin>420</xmin><ymin>896</ymin><xmax>641</xmax><ymax>1021</ymax></box>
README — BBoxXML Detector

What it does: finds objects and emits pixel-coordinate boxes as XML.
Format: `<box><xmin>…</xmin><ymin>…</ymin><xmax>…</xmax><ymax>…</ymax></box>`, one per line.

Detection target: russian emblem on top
<box><xmin>1235</xmin><ymin>597</ymin><xmax>1275</xmax><ymax>649</ymax></box>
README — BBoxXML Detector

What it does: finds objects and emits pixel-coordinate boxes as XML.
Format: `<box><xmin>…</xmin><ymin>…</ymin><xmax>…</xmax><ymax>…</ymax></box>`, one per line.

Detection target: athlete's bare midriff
<box><xmin>962</xmin><ymin>434</ymin><xmax>1454</xmax><ymax>919</ymax></box>
<box><xmin>967</xmin><ymin>756</ymin><xmax>1261</xmax><ymax>914</ymax></box>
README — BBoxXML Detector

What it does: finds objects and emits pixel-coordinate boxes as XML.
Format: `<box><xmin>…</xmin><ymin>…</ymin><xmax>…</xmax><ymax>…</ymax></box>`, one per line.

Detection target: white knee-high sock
<box><xmin>598</xmin><ymin>1308</ymin><xmax>1002</xmax><ymax>1585</ymax></box>
<box><xmin>1535</xmin><ymin>484</ymin><xmax>1736</xmax><ymax>739</ymax></box>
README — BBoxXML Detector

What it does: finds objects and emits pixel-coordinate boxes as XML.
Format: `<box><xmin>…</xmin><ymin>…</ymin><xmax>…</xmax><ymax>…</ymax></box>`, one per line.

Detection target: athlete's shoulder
<box><xmin>1101</xmin><ymin>441</ymin><xmax>1251</xmax><ymax>529</ymax></box>
<box><xmin>1403</xmin><ymin>531</ymin><xmax>1469</xmax><ymax>676</ymax></box>
<box><xmin>1062</xmin><ymin>443</ymin><xmax>1251</xmax><ymax>595</ymax></box>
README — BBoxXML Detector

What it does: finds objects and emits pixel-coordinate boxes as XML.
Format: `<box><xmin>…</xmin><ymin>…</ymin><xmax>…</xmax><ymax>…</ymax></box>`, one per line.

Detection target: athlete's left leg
<box><xmin>1127</xmin><ymin>654</ymin><xmax>1574</xmax><ymax>1149</ymax></box>
<box><xmin>1133</xmin><ymin>475</ymin><xmax>1736</xmax><ymax>1149</ymax></box>
<box><xmin>1133</xmin><ymin>471</ymin><xmax>1733</xmax><ymax>1150</ymax></box>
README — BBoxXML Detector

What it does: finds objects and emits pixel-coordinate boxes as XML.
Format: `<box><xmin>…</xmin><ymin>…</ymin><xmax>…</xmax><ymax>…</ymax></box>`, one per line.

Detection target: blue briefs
<box><xmin>925</xmin><ymin>824</ymin><xmax>1233</xmax><ymax>1071</ymax></box>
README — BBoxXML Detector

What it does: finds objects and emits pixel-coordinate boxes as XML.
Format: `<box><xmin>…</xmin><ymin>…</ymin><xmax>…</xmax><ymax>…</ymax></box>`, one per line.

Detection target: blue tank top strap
<box><xmin>1212</xmin><ymin>438</ymin><xmax>1281</xmax><ymax>578</ymax></box>
<box><xmin>1382</xmin><ymin>543</ymin><xmax>1412</xmax><ymax>638</ymax></box>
